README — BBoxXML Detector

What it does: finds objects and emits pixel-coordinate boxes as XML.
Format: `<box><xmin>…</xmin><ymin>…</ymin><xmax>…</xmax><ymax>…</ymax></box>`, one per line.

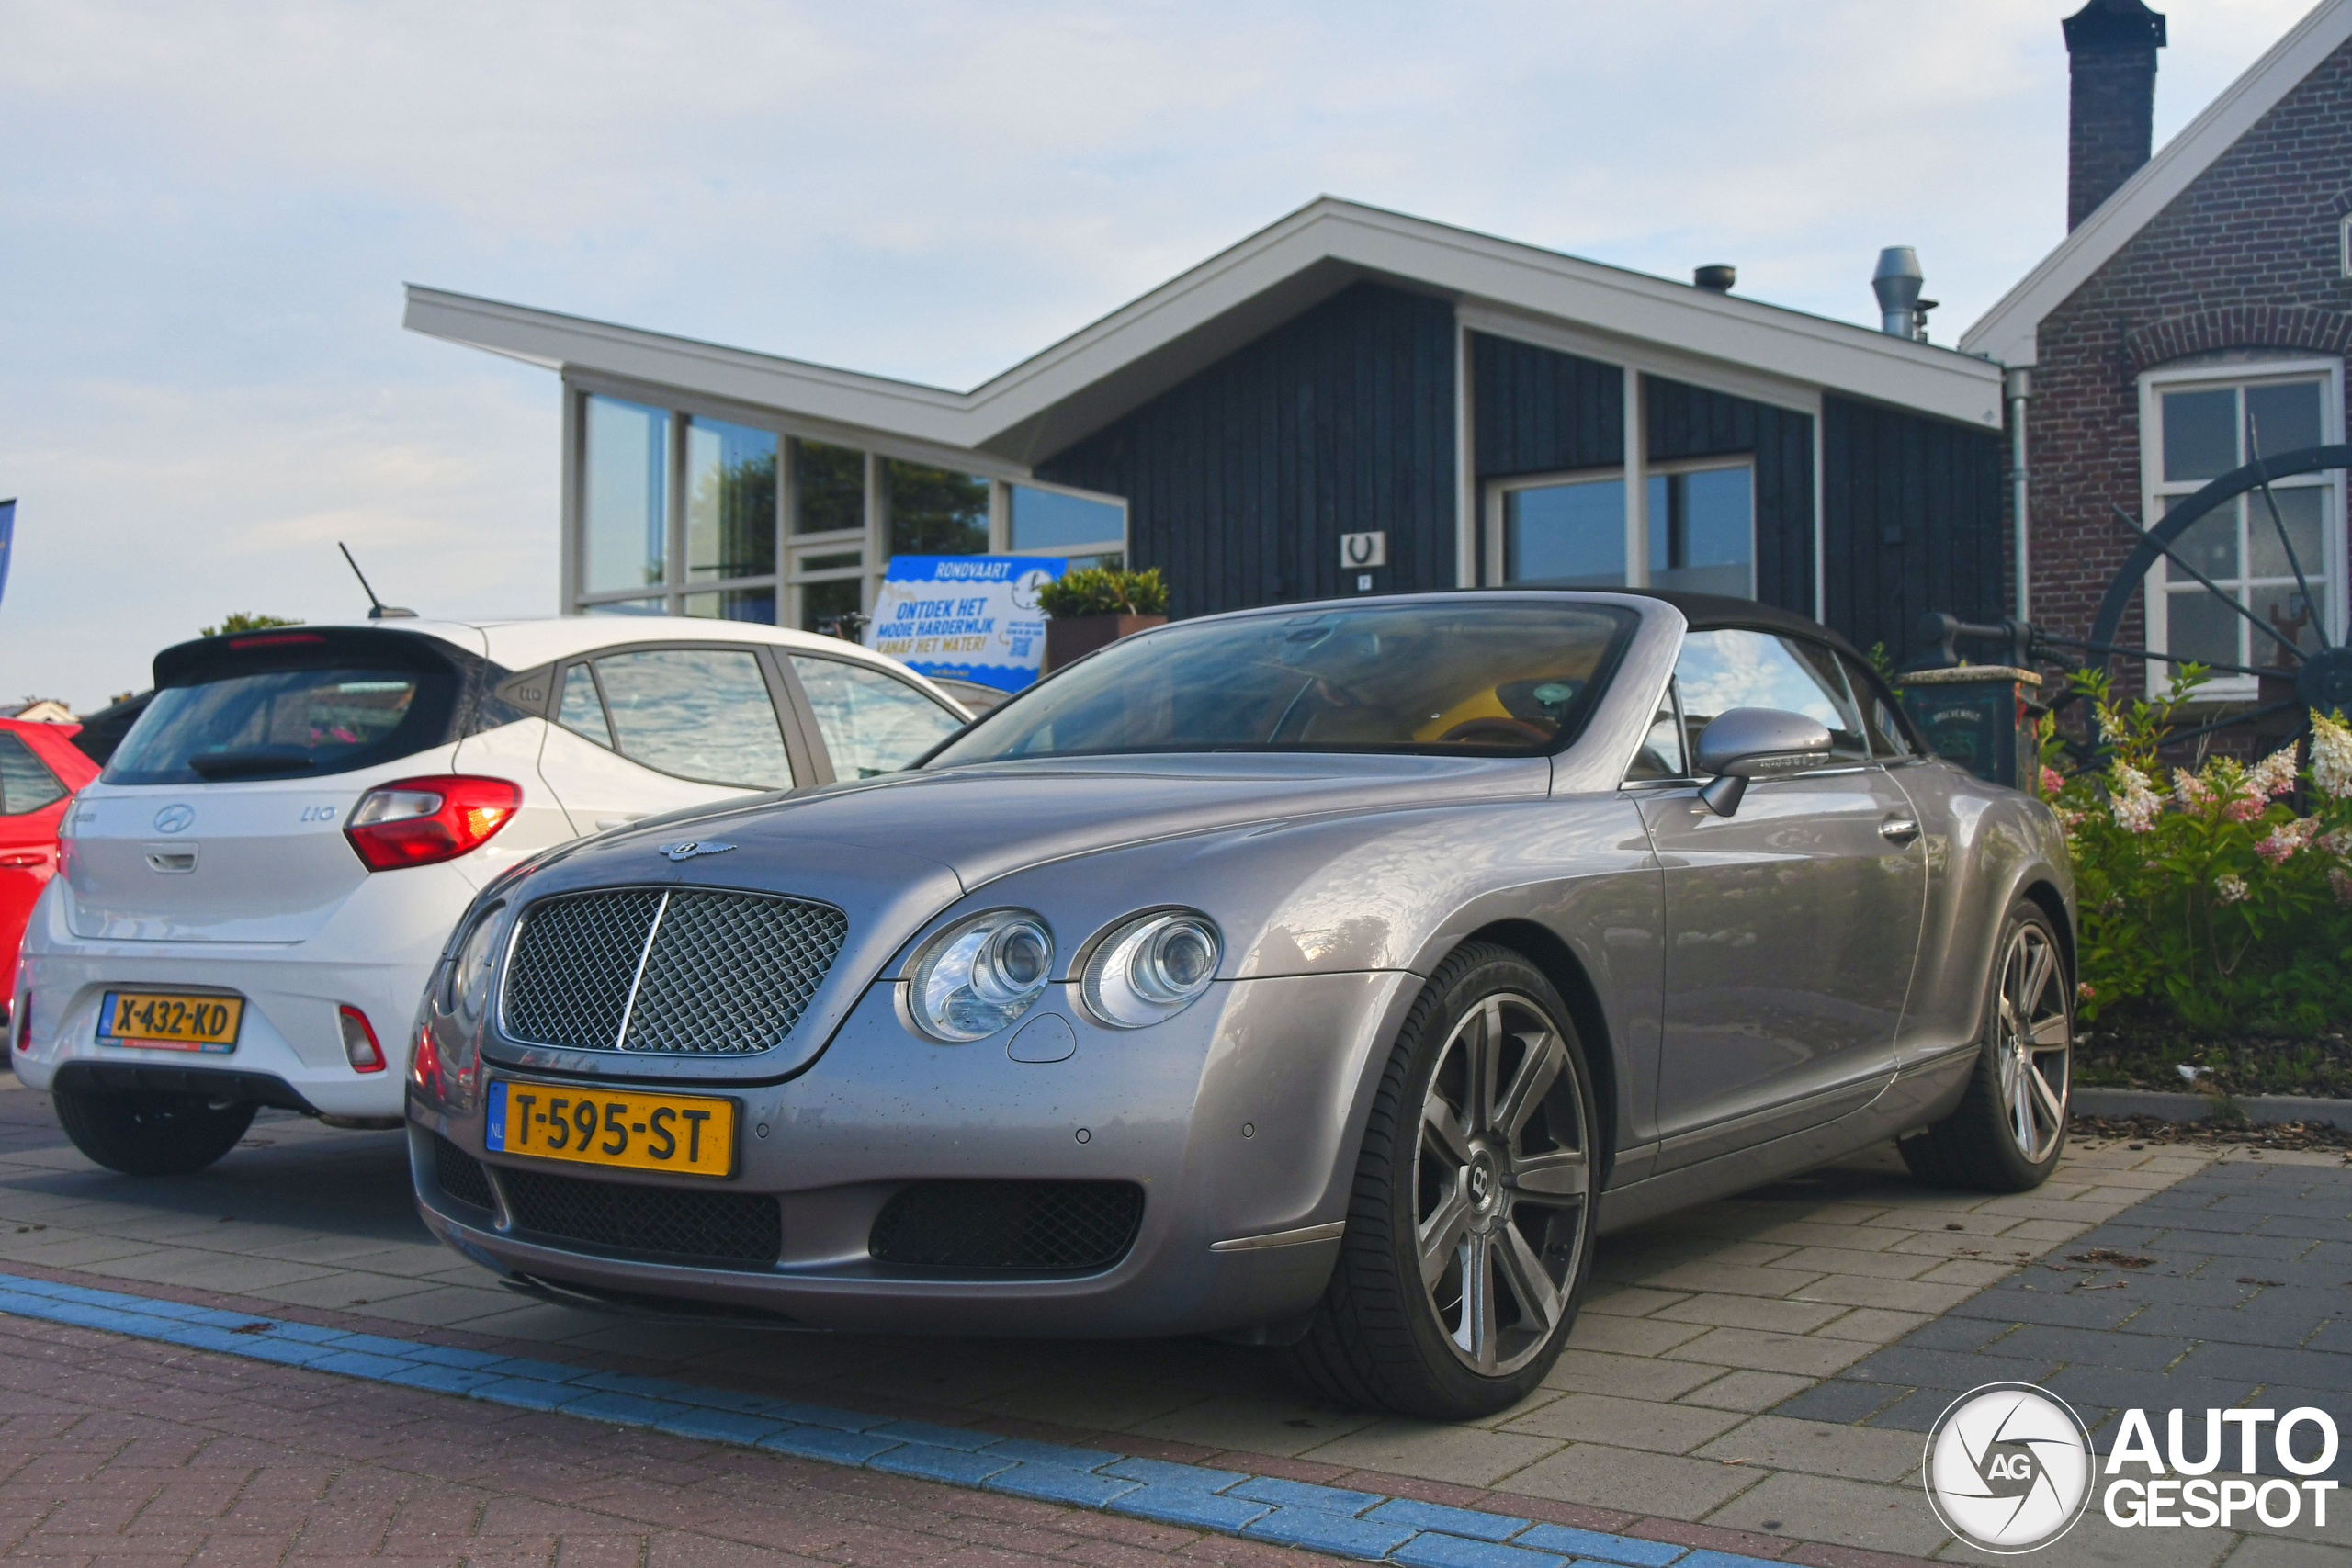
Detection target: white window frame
<box><xmin>1482</xmin><ymin>456</ymin><xmax>1757</xmax><ymax>595</ymax></box>
<box><xmin>2137</xmin><ymin>356</ymin><xmax>2346</xmax><ymax>698</ymax></box>
<box><xmin>2340</xmin><ymin>213</ymin><xmax>2351</xmax><ymax>279</ymax></box>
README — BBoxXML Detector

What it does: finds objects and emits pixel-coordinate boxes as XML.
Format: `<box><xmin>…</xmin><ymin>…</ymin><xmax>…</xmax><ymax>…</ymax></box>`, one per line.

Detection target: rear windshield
<box><xmin>927</xmin><ymin>602</ymin><xmax>1635</xmax><ymax>764</ymax></box>
<box><xmin>105</xmin><ymin>667</ymin><xmax>447</xmax><ymax>785</ymax></box>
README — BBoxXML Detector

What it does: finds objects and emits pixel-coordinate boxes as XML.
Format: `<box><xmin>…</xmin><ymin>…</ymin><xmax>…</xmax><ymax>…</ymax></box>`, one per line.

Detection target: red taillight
<box><xmin>338</xmin><ymin>1006</ymin><xmax>386</xmax><ymax>1073</ymax></box>
<box><xmin>345</xmin><ymin>775</ymin><xmax>521</xmax><ymax>871</ymax></box>
<box><xmin>227</xmin><ymin>632</ymin><xmax>324</xmax><ymax>649</ymax></box>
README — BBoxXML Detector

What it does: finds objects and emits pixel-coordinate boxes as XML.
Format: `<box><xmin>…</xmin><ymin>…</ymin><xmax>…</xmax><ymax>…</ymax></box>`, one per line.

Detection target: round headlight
<box><xmin>907</xmin><ymin>910</ymin><xmax>1054</xmax><ymax>1043</ymax></box>
<box><xmin>1082</xmin><ymin>911</ymin><xmax>1223</xmax><ymax>1029</ymax></box>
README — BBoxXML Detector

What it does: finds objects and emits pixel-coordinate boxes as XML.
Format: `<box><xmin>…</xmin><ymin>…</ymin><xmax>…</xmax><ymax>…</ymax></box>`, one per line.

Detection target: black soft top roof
<box><xmin>1612</xmin><ymin>590</ymin><xmax>1863</xmax><ymax>658</ymax></box>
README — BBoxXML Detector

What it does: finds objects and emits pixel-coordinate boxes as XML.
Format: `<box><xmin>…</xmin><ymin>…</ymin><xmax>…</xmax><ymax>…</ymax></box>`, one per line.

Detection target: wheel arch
<box><xmin>1460</xmin><ymin>918</ymin><xmax>1618</xmax><ymax>1193</ymax></box>
<box><xmin>2019</xmin><ymin>878</ymin><xmax>2075</xmax><ymax>986</ymax></box>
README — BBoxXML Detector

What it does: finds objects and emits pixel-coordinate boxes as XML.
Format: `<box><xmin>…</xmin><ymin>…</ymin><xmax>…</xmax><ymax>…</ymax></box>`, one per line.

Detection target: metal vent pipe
<box><xmin>1871</xmin><ymin>247</ymin><xmax>1924</xmax><ymax>337</ymax></box>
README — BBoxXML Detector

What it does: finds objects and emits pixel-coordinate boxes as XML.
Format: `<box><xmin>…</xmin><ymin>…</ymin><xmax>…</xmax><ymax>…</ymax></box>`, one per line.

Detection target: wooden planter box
<box><xmin>1045</xmin><ymin>614</ymin><xmax>1166</xmax><ymax>672</ymax></box>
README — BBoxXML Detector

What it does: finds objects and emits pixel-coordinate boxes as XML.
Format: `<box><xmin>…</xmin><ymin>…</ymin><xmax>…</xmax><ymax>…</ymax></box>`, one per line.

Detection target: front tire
<box><xmin>1290</xmin><ymin>943</ymin><xmax>1599</xmax><ymax>1418</ymax></box>
<box><xmin>1899</xmin><ymin>899</ymin><xmax>2072</xmax><ymax>1192</ymax></box>
<box><xmin>52</xmin><ymin>1089</ymin><xmax>256</xmax><ymax>1177</ymax></box>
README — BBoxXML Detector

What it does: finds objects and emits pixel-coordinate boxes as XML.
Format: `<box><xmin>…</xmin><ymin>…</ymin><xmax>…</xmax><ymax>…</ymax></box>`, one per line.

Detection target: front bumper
<box><xmin>410</xmin><ymin>969</ymin><xmax>1416</xmax><ymax>1338</ymax></box>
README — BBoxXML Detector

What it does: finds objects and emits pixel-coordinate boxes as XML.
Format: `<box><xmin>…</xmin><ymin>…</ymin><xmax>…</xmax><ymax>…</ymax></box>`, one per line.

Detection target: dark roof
<box><xmin>1614</xmin><ymin>589</ymin><xmax>1860</xmax><ymax>654</ymax></box>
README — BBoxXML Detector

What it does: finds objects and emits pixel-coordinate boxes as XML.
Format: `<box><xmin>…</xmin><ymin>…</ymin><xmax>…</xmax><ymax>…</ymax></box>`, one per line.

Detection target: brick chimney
<box><xmin>2064</xmin><ymin>0</ymin><xmax>2167</xmax><ymax>230</ymax></box>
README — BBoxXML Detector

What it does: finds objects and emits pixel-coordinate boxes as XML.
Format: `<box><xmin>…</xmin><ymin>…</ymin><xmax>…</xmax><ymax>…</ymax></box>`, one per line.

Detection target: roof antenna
<box><xmin>338</xmin><ymin>543</ymin><xmax>417</xmax><ymax>620</ymax></box>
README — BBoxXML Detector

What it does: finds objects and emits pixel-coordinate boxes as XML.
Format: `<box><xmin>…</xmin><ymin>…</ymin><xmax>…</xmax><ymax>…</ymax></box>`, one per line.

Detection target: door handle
<box><xmin>0</xmin><ymin>852</ymin><xmax>44</xmax><ymax>869</ymax></box>
<box><xmin>1879</xmin><ymin>818</ymin><xmax>1921</xmax><ymax>843</ymax></box>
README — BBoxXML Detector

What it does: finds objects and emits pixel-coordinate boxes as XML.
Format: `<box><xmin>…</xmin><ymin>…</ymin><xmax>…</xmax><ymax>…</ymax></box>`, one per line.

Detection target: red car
<box><xmin>0</xmin><ymin>720</ymin><xmax>99</xmax><ymax>1013</ymax></box>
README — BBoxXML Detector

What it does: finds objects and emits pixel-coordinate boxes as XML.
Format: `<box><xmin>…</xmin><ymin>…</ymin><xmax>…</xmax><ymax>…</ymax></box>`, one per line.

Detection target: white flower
<box><xmin>2107</xmin><ymin>761</ymin><xmax>2160</xmax><ymax>832</ymax></box>
<box><xmin>2256</xmin><ymin>816</ymin><xmax>2324</xmax><ymax>865</ymax></box>
<box><xmin>2214</xmin><ymin>874</ymin><xmax>2249</xmax><ymax>905</ymax></box>
<box><xmin>2246</xmin><ymin>744</ymin><xmax>2301</xmax><ymax>800</ymax></box>
<box><xmin>2311</xmin><ymin>710</ymin><xmax>2352</xmax><ymax>799</ymax></box>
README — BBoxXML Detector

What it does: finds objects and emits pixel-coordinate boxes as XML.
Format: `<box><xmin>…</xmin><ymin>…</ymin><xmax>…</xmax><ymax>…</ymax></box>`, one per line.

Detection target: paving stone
<box><xmin>1678</xmin><ymin>1371</ymin><xmax>1818</xmax><ymax>1414</ymax></box>
<box><xmin>1500</xmin><ymin>1394</ymin><xmax>1747</xmax><ymax>1456</ymax></box>
<box><xmin>1510</xmin><ymin>1521</ymin><xmax>1691</xmax><ymax>1564</ymax></box>
<box><xmin>1699</xmin><ymin>1470</ymin><xmax>1945</xmax><ymax>1557</ymax></box>
<box><xmin>1659</xmin><ymin>1328</ymin><xmax>1871</xmax><ymax>1379</ymax></box>
<box><xmin>1690</xmin><ymin>1417</ymin><xmax>1919</xmax><ymax>1483</ymax></box>
<box><xmin>1765</xmin><ymin>1382</ymin><xmax>1908</xmax><ymax>1427</ymax></box>
<box><xmin>1359</xmin><ymin>1496</ymin><xmax>1529</xmax><ymax>1542</ymax></box>
<box><xmin>1539</xmin><ymin>1350</ymin><xmax>1727</xmax><ymax>1402</ymax></box>
<box><xmin>1388</xmin><ymin>1532</ymin><xmax>1574</xmax><ymax>1568</ymax></box>
<box><xmin>1241</xmin><ymin>1505</ymin><xmax>1417</xmax><ymax>1558</ymax></box>
<box><xmin>1498</xmin><ymin>1442</ymin><xmax>1761</xmax><ymax>1519</ymax></box>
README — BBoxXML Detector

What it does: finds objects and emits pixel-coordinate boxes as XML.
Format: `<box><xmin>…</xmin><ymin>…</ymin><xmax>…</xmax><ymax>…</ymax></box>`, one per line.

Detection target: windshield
<box><xmin>928</xmin><ymin>601</ymin><xmax>1635</xmax><ymax>764</ymax></box>
<box><xmin>106</xmin><ymin>667</ymin><xmax>439</xmax><ymax>785</ymax></box>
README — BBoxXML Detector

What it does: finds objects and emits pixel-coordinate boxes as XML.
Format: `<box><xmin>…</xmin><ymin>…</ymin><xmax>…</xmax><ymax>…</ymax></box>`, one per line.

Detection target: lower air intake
<box><xmin>432</xmin><ymin>1134</ymin><xmax>496</xmax><ymax>1213</ymax></box>
<box><xmin>498</xmin><ymin>1166</ymin><xmax>781</xmax><ymax>1269</ymax></box>
<box><xmin>868</xmin><ymin>1180</ymin><xmax>1145</xmax><ymax>1272</ymax></box>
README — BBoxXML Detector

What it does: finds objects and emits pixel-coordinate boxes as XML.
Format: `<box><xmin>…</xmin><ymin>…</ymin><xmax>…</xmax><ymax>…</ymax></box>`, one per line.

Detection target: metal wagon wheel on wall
<box><xmin>2037</xmin><ymin>442</ymin><xmax>2352</xmax><ymax>760</ymax></box>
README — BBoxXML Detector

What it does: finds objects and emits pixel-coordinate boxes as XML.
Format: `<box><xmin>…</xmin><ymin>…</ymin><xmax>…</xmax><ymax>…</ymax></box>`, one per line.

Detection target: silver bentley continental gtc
<box><xmin>408</xmin><ymin>591</ymin><xmax>2075</xmax><ymax>1417</ymax></box>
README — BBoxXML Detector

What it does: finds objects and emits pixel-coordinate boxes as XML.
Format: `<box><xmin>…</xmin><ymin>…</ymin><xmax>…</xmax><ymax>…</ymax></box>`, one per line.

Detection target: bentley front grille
<box><xmin>431</xmin><ymin>1134</ymin><xmax>496</xmax><ymax>1213</ymax></box>
<box><xmin>868</xmin><ymin>1180</ymin><xmax>1146</xmax><ymax>1273</ymax></box>
<box><xmin>500</xmin><ymin>887</ymin><xmax>847</xmax><ymax>1055</ymax></box>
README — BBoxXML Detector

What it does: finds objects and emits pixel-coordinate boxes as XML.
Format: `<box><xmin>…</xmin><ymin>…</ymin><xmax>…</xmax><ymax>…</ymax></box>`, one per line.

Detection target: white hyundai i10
<box><xmin>11</xmin><ymin>615</ymin><xmax>967</xmax><ymax>1175</ymax></box>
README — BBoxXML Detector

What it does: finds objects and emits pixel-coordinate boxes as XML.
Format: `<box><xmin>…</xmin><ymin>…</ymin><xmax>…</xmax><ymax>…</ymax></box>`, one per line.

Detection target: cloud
<box><xmin>0</xmin><ymin>0</ymin><xmax>2319</xmax><ymax>706</ymax></box>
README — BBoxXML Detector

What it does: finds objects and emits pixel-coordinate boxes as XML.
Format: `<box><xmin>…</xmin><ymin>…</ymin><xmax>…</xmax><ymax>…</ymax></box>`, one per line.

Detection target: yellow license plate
<box><xmin>485</xmin><ymin>1079</ymin><xmax>737</xmax><ymax>1179</ymax></box>
<box><xmin>98</xmin><ymin>990</ymin><xmax>243</xmax><ymax>1053</ymax></box>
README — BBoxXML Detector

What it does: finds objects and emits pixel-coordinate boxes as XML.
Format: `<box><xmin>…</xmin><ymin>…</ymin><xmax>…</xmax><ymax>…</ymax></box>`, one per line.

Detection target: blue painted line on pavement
<box><xmin>0</xmin><ymin>1269</ymin><xmax>1795</xmax><ymax>1568</ymax></box>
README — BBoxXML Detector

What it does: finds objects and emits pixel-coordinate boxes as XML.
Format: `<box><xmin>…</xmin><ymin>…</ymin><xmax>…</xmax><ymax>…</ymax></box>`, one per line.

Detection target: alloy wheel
<box><xmin>1995</xmin><ymin>924</ymin><xmax>2071</xmax><ymax>1164</ymax></box>
<box><xmin>1413</xmin><ymin>992</ymin><xmax>1590</xmax><ymax>1376</ymax></box>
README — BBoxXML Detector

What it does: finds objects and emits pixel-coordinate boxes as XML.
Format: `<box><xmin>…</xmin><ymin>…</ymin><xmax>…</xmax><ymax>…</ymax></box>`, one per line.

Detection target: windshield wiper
<box><xmin>187</xmin><ymin>749</ymin><xmax>319</xmax><ymax>779</ymax></box>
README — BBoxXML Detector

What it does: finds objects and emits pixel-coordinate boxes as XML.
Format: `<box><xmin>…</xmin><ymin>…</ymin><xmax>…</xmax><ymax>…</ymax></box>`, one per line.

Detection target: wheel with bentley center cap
<box><xmin>1289</xmin><ymin>942</ymin><xmax>1598</xmax><ymax>1418</ymax></box>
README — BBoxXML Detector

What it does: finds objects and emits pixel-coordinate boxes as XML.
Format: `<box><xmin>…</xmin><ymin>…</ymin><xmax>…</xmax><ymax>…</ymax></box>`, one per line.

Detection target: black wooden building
<box><xmin>408</xmin><ymin>198</ymin><xmax>2007</xmax><ymax>661</ymax></box>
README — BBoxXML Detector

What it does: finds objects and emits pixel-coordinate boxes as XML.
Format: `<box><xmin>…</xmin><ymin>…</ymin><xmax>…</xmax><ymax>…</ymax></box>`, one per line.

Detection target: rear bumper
<box><xmin>12</xmin><ymin>881</ymin><xmax>450</xmax><ymax>1120</ymax></box>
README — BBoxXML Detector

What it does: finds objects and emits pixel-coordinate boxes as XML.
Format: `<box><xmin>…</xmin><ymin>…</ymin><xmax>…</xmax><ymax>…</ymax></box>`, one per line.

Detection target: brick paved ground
<box><xmin>0</xmin><ymin>1302</ymin><xmax>1351</xmax><ymax>1567</ymax></box>
<box><xmin>0</xmin><ymin>1076</ymin><xmax>2343</xmax><ymax>1563</ymax></box>
<box><xmin>1781</xmin><ymin>1159</ymin><xmax>2352</xmax><ymax>1477</ymax></box>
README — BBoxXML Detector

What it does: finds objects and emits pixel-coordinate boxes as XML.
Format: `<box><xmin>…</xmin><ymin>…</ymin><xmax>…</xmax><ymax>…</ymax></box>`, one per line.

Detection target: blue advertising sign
<box><xmin>0</xmin><ymin>500</ymin><xmax>14</xmax><ymax>611</ymax></box>
<box><xmin>865</xmin><ymin>555</ymin><xmax>1066</xmax><ymax>693</ymax></box>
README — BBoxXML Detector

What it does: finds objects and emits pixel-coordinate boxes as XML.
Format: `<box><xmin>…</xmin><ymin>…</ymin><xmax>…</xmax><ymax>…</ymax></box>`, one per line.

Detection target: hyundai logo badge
<box><xmin>153</xmin><ymin>805</ymin><xmax>196</xmax><ymax>834</ymax></box>
<box><xmin>659</xmin><ymin>840</ymin><xmax>736</xmax><ymax>862</ymax></box>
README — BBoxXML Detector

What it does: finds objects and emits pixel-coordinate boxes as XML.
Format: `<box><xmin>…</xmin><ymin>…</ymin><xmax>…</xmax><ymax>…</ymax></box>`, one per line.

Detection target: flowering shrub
<box><xmin>2044</xmin><ymin>670</ymin><xmax>2352</xmax><ymax>1034</ymax></box>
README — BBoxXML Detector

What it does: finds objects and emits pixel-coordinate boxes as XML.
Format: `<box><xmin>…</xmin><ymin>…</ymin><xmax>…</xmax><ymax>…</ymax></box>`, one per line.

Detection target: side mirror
<box><xmin>1692</xmin><ymin>707</ymin><xmax>1834</xmax><ymax>817</ymax></box>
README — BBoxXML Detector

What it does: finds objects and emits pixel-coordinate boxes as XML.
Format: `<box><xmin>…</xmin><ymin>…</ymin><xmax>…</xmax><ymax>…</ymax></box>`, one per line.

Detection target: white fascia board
<box><xmin>406</xmin><ymin>196</ymin><xmax>2005</xmax><ymax>463</ymax></box>
<box><xmin>402</xmin><ymin>287</ymin><xmax>974</xmax><ymax>447</ymax></box>
<box><xmin>1962</xmin><ymin>0</ymin><xmax>2352</xmax><ymax>367</ymax></box>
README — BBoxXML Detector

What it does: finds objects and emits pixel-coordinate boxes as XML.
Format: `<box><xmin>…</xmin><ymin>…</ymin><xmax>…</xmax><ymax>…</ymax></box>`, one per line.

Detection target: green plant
<box><xmin>1863</xmin><ymin>641</ymin><xmax>1905</xmax><ymax>698</ymax></box>
<box><xmin>200</xmin><ymin>613</ymin><xmax>302</xmax><ymax>637</ymax></box>
<box><xmin>1036</xmin><ymin>567</ymin><xmax>1168</xmax><ymax>618</ymax></box>
<box><xmin>2043</xmin><ymin>665</ymin><xmax>2352</xmax><ymax>1033</ymax></box>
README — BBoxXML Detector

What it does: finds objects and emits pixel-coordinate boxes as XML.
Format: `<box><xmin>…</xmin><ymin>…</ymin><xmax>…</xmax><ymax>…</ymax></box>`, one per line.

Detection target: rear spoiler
<box><xmin>150</xmin><ymin>627</ymin><xmax>530</xmax><ymax>739</ymax></box>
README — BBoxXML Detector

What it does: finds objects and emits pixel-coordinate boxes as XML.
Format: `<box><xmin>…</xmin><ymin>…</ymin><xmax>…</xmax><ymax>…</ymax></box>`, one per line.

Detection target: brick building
<box><xmin>1964</xmin><ymin>0</ymin><xmax>2352</xmax><ymax>707</ymax></box>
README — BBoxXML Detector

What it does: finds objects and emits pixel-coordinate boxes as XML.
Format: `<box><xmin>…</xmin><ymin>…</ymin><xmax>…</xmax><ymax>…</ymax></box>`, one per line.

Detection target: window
<box><xmin>555</xmin><ymin>664</ymin><xmax>613</xmax><ymax>749</ymax></box>
<box><xmin>1648</xmin><ymin>468</ymin><xmax>1754</xmax><ymax>596</ymax></box>
<box><xmin>1673</xmin><ymin>628</ymin><xmax>1866</xmax><ymax>769</ymax></box>
<box><xmin>592</xmin><ymin>649</ymin><xmax>793</xmax><ymax>787</ymax></box>
<box><xmin>886</xmin><ymin>460</ymin><xmax>988</xmax><ymax>556</ymax></box>
<box><xmin>1839</xmin><ymin>654</ymin><xmax>1914</xmax><ymax>759</ymax></box>
<box><xmin>1624</xmin><ymin>679</ymin><xmax>1688</xmax><ymax>781</ymax></box>
<box><xmin>1491</xmin><ymin>461</ymin><xmax>1753</xmax><ymax>597</ymax></box>
<box><xmin>788</xmin><ymin>656</ymin><xmax>963</xmax><ymax>777</ymax></box>
<box><xmin>1009</xmin><ymin>484</ymin><xmax>1125</xmax><ymax>568</ymax></box>
<box><xmin>107</xmin><ymin>669</ymin><xmax>432</xmax><ymax>785</ymax></box>
<box><xmin>2143</xmin><ymin>366</ymin><xmax>2344</xmax><ymax>681</ymax></box>
<box><xmin>794</xmin><ymin>440</ymin><xmax>865</xmax><ymax>535</ymax></box>
<box><xmin>684</xmin><ymin>416</ymin><xmax>776</xmax><ymax>585</ymax></box>
<box><xmin>582</xmin><ymin>396</ymin><xmax>668</xmax><ymax>593</ymax></box>
<box><xmin>0</xmin><ymin>734</ymin><xmax>65</xmax><ymax>814</ymax></box>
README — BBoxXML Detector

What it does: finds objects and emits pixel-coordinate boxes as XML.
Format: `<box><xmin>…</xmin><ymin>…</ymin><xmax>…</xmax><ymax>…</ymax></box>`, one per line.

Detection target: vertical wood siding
<box><xmin>1822</xmin><ymin>394</ymin><xmax>2007</xmax><ymax>660</ymax></box>
<box><xmin>1470</xmin><ymin>333</ymin><xmax>1623</xmax><ymax>478</ymax></box>
<box><xmin>1645</xmin><ymin>377</ymin><xmax>1816</xmax><ymax>615</ymax></box>
<box><xmin>1033</xmin><ymin>283</ymin><xmax>1457</xmax><ymax>618</ymax></box>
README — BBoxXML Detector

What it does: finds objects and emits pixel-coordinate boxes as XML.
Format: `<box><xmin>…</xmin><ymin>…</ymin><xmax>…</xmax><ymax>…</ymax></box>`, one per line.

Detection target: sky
<box><xmin>0</xmin><ymin>0</ymin><xmax>2322</xmax><ymax>709</ymax></box>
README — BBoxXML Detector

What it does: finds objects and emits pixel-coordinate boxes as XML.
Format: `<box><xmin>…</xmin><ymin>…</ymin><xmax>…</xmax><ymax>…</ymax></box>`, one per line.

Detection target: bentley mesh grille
<box><xmin>431</xmin><ymin>1134</ymin><xmax>495</xmax><ymax>1213</ymax></box>
<box><xmin>500</xmin><ymin>887</ymin><xmax>847</xmax><ymax>1055</ymax></box>
<box><xmin>868</xmin><ymin>1181</ymin><xmax>1145</xmax><ymax>1273</ymax></box>
<box><xmin>498</xmin><ymin>1165</ymin><xmax>782</xmax><ymax>1268</ymax></box>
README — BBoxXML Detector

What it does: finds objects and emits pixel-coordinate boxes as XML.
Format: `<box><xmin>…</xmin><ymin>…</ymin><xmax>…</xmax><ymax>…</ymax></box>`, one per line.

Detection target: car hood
<box><xmin>674</xmin><ymin>752</ymin><xmax>1554</xmax><ymax>889</ymax></box>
